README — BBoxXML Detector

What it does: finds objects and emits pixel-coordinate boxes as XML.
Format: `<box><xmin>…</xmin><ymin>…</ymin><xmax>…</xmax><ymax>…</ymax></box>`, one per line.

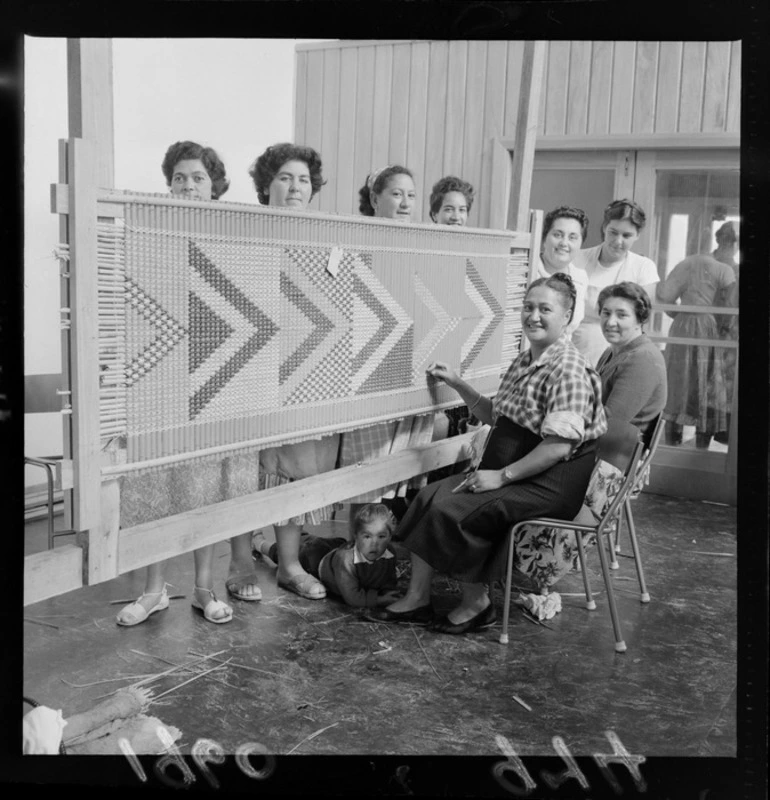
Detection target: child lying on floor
<box><xmin>253</xmin><ymin>503</ymin><xmax>401</xmax><ymax>608</ymax></box>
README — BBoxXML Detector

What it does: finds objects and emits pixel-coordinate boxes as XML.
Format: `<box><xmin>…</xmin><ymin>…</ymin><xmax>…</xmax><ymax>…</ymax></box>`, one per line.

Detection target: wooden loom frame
<box><xmin>24</xmin><ymin>39</ymin><xmax>545</xmax><ymax>605</ymax></box>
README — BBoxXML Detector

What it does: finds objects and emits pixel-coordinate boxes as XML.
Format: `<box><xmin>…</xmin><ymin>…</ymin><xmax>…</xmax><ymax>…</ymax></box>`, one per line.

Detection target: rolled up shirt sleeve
<box><xmin>541</xmin><ymin>358</ymin><xmax>605</xmax><ymax>445</ymax></box>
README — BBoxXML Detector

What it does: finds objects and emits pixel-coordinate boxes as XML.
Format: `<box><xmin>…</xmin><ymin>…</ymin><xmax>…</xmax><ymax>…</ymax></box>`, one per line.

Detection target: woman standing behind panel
<box><xmin>247</xmin><ymin>143</ymin><xmax>338</xmax><ymax>600</ymax></box>
<box><xmin>117</xmin><ymin>141</ymin><xmax>239</xmax><ymax>626</ymax></box>
<box><xmin>428</xmin><ymin>176</ymin><xmax>476</xmax><ymax>443</ymax></box>
<box><xmin>339</xmin><ymin>166</ymin><xmax>434</xmax><ymax>513</ymax></box>
<box><xmin>428</xmin><ymin>175</ymin><xmax>474</xmax><ymax>227</ymax></box>
<box><xmin>572</xmin><ymin>199</ymin><xmax>659</xmax><ymax>365</ymax></box>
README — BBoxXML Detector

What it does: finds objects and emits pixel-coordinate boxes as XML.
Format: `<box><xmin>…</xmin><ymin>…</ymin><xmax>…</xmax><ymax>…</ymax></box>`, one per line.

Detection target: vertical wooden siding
<box><xmin>294</xmin><ymin>40</ymin><xmax>741</xmax><ymax>225</ymax></box>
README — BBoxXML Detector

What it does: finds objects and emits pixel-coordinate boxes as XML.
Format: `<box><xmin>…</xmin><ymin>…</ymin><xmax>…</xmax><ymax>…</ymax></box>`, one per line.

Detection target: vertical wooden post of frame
<box><xmin>67</xmin><ymin>38</ymin><xmax>115</xmax><ymax>188</ymax></box>
<box><xmin>528</xmin><ymin>208</ymin><xmax>544</xmax><ymax>286</ymax></box>
<box><xmin>66</xmin><ymin>137</ymin><xmax>112</xmax><ymax>583</ymax></box>
<box><xmin>508</xmin><ymin>40</ymin><xmax>546</xmax><ymax>234</ymax></box>
<box><xmin>67</xmin><ymin>38</ymin><xmax>120</xmax><ymax>583</ymax></box>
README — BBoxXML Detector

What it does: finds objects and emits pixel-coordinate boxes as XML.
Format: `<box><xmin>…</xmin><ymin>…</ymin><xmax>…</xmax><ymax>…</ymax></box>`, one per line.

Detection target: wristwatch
<box><xmin>502</xmin><ymin>465</ymin><xmax>516</xmax><ymax>484</ymax></box>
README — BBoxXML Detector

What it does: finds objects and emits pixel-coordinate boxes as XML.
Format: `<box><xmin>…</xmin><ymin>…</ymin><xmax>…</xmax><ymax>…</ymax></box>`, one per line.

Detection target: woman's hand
<box><xmin>426</xmin><ymin>361</ymin><xmax>459</xmax><ymax>388</ymax></box>
<box><xmin>463</xmin><ymin>469</ymin><xmax>506</xmax><ymax>493</ymax></box>
<box><xmin>376</xmin><ymin>590</ymin><xmax>402</xmax><ymax>606</ymax></box>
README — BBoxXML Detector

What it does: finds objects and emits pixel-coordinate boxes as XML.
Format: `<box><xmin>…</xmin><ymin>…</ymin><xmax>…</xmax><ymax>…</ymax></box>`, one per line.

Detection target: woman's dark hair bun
<box><xmin>551</xmin><ymin>272</ymin><xmax>575</xmax><ymax>290</ymax></box>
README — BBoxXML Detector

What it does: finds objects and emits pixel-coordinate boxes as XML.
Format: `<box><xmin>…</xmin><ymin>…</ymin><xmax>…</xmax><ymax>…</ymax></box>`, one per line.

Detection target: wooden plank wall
<box><xmin>294</xmin><ymin>40</ymin><xmax>741</xmax><ymax>228</ymax></box>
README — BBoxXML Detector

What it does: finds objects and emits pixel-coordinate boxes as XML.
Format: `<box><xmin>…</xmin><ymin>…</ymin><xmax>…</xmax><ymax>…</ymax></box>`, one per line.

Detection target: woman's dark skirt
<box><xmin>399</xmin><ymin>417</ymin><xmax>597</xmax><ymax>583</ymax></box>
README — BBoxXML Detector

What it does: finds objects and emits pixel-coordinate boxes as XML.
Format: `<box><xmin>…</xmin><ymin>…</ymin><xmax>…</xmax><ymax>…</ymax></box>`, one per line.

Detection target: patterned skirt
<box><xmin>259</xmin><ymin>436</ymin><xmax>341</xmax><ymax>526</ymax></box>
<box><xmin>511</xmin><ymin>459</ymin><xmax>624</xmax><ymax>592</ymax></box>
<box><xmin>399</xmin><ymin>417</ymin><xmax>597</xmax><ymax>583</ymax></box>
<box><xmin>338</xmin><ymin>414</ymin><xmax>435</xmax><ymax>503</ymax></box>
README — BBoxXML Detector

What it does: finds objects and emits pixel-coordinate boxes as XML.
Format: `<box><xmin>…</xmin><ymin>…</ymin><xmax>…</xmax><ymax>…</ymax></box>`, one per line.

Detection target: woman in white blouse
<box><xmin>571</xmin><ymin>199</ymin><xmax>659</xmax><ymax>366</ymax></box>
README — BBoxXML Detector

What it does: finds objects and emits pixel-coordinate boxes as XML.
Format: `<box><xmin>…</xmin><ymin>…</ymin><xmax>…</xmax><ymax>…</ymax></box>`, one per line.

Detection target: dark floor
<box><xmin>23</xmin><ymin>493</ymin><xmax>736</xmax><ymax>757</ymax></box>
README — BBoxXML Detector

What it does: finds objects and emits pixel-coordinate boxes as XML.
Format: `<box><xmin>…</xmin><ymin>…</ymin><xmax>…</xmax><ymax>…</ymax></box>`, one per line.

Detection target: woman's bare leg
<box><xmin>274</xmin><ymin>522</ymin><xmax>326</xmax><ymax>598</ymax></box>
<box><xmin>193</xmin><ymin>545</ymin><xmax>232</xmax><ymax>621</ymax></box>
<box><xmin>227</xmin><ymin>533</ymin><xmax>261</xmax><ymax>598</ymax></box>
<box><xmin>385</xmin><ymin>552</ymin><xmax>434</xmax><ymax>612</ymax></box>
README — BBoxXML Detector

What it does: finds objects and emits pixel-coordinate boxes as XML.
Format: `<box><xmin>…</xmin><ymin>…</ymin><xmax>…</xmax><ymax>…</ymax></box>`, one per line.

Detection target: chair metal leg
<box><xmin>613</xmin><ymin>506</ymin><xmax>624</xmax><ymax>555</ymax></box>
<box><xmin>574</xmin><ymin>531</ymin><xmax>596</xmax><ymax>611</ymax></box>
<box><xmin>623</xmin><ymin>499</ymin><xmax>650</xmax><ymax>603</ymax></box>
<box><xmin>596</xmin><ymin>530</ymin><xmax>627</xmax><ymax>653</ymax></box>
<box><xmin>499</xmin><ymin>531</ymin><xmax>516</xmax><ymax>645</ymax></box>
<box><xmin>43</xmin><ymin>462</ymin><xmax>55</xmax><ymax>550</ymax></box>
<box><xmin>608</xmin><ymin>512</ymin><xmax>621</xmax><ymax>570</ymax></box>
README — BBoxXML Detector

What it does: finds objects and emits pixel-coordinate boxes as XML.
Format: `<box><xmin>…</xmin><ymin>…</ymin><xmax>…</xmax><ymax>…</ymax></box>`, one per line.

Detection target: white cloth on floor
<box><xmin>517</xmin><ymin>591</ymin><xmax>562</xmax><ymax>621</ymax></box>
<box><xmin>23</xmin><ymin>706</ymin><xmax>67</xmax><ymax>754</ymax></box>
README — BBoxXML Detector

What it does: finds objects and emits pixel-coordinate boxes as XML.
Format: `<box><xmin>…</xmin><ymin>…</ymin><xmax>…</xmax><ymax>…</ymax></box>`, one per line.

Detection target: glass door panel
<box><xmin>635</xmin><ymin>151</ymin><xmax>739</xmax><ymax>504</ymax></box>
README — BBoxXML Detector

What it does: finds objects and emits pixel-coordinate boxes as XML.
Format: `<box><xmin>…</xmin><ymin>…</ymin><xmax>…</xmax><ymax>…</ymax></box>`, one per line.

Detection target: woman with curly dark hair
<box><xmin>117</xmin><ymin>140</ymin><xmax>252</xmax><ymax>627</ymax></box>
<box><xmin>249</xmin><ymin>142</ymin><xmax>325</xmax><ymax>208</ymax></box>
<box><xmin>161</xmin><ymin>140</ymin><xmax>230</xmax><ymax>200</ymax></box>
<box><xmin>246</xmin><ymin>143</ymin><xmax>338</xmax><ymax>601</ymax></box>
<box><xmin>428</xmin><ymin>175</ymin><xmax>474</xmax><ymax>227</ymax></box>
<box><xmin>537</xmin><ymin>206</ymin><xmax>590</xmax><ymax>335</ymax></box>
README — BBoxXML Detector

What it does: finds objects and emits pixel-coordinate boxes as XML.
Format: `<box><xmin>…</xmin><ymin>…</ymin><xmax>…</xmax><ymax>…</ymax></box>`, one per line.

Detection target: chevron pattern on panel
<box><xmin>188</xmin><ymin>240</ymin><xmax>278</xmax><ymax>420</ymax></box>
<box><xmin>350</xmin><ymin>253</ymin><xmax>413</xmax><ymax>393</ymax></box>
<box><xmin>461</xmin><ymin>258</ymin><xmax>504</xmax><ymax>372</ymax></box>
<box><xmin>125</xmin><ymin>277</ymin><xmax>187</xmax><ymax>388</ymax></box>
<box><xmin>412</xmin><ymin>273</ymin><xmax>462</xmax><ymax>381</ymax></box>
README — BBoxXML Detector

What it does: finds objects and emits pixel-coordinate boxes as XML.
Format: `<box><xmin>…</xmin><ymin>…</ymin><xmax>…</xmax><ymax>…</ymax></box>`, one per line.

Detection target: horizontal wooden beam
<box><xmin>51</xmin><ymin>184</ymin><xmax>125</xmax><ymax>217</ymax></box>
<box><xmin>24</xmin><ymin>544</ymin><xmax>83</xmax><ymax>606</ymax></box>
<box><xmin>507</xmin><ymin>133</ymin><xmax>740</xmax><ymax>151</ymax></box>
<box><xmin>652</xmin><ymin>303</ymin><xmax>738</xmax><ymax>315</ymax></box>
<box><xmin>118</xmin><ymin>433</ymin><xmax>475</xmax><ymax>574</ymax></box>
<box><xmin>647</xmin><ymin>335</ymin><xmax>737</xmax><ymax>349</ymax></box>
<box><xmin>295</xmin><ymin>40</ymin><xmax>432</xmax><ymax>53</ymax></box>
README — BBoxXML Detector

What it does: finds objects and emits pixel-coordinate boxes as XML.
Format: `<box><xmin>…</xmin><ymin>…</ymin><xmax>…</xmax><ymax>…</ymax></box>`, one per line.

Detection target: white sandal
<box><xmin>192</xmin><ymin>587</ymin><xmax>233</xmax><ymax>624</ymax></box>
<box><xmin>116</xmin><ymin>585</ymin><xmax>170</xmax><ymax>626</ymax></box>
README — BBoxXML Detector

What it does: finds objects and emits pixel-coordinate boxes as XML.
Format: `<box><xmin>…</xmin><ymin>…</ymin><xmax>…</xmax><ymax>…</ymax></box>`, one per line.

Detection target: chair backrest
<box><xmin>596</xmin><ymin>418</ymin><xmax>642</xmax><ymax>474</ymax></box>
<box><xmin>595</xmin><ymin>419</ymin><xmax>645</xmax><ymax>532</ymax></box>
<box><xmin>637</xmin><ymin>413</ymin><xmax>664</xmax><ymax>478</ymax></box>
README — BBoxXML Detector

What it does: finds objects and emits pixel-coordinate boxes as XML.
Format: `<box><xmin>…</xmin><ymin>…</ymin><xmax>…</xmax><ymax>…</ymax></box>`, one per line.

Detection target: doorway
<box><xmin>520</xmin><ymin>147</ymin><xmax>740</xmax><ymax>504</ymax></box>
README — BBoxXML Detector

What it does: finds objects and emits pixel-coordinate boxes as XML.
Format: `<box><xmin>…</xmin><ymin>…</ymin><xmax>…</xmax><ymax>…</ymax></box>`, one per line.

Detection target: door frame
<box><xmin>499</xmin><ymin>138</ymin><xmax>740</xmax><ymax>504</ymax></box>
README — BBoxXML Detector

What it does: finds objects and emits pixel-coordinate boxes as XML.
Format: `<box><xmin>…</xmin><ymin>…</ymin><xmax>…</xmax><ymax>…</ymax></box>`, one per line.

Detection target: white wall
<box><xmin>24</xmin><ymin>37</ymin><xmax>326</xmax><ymax>482</ymax></box>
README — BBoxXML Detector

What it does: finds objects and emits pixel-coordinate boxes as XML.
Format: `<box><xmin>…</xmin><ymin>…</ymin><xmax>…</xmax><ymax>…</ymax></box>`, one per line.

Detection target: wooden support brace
<box><xmin>528</xmin><ymin>209</ymin><xmax>544</xmax><ymax>284</ymax></box>
<box><xmin>118</xmin><ymin>432</ymin><xmax>475</xmax><ymax>575</ymax></box>
<box><xmin>66</xmin><ymin>137</ymin><xmax>107</xmax><ymax>584</ymax></box>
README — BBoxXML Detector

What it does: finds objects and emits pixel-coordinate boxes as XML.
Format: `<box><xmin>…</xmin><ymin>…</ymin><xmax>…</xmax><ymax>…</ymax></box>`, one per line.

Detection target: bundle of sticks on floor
<box><xmin>56</xmin><ymin>650</ymin><xmax>235</xmax><ymax>754</ymax></box>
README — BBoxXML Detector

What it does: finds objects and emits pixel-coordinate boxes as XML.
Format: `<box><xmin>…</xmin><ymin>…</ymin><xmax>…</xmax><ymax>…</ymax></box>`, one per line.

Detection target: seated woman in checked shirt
<box><xmin>367</xmin><ymin>273</ymin><xmax>608</xmax><ymax>635</ymax></box>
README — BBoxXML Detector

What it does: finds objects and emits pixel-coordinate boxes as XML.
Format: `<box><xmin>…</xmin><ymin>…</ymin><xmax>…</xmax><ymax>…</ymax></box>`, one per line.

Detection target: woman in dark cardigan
<box><xmin>368</xmin><ymin>273</ymin><xmax>608</xmax><ymax>634</ymax></box>
<box><xmin>595</xmin><ymin>282</ymin><xmax>667</xmax><ymax>438</ymax></box>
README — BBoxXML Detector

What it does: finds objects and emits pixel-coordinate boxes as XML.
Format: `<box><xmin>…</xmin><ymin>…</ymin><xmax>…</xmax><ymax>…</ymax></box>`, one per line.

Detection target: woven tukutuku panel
<box><xmin>96</xmin><ymin>193</ymin><xmax>530</xmax><ymax>464</ymax></box>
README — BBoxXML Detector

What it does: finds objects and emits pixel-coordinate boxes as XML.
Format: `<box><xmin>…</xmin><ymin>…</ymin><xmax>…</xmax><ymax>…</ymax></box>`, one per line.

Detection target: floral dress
<box><xmin>509</xmin><ymin>335</ymin><xmax>667</xmax><ymax>593</ymax></box>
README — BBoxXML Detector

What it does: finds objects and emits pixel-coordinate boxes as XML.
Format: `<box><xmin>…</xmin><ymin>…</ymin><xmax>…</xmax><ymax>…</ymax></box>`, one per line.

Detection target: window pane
<box><xmin>651</xmin><ymin>169</ymin><xmax>739</xmax><ymax>452</ymax></box>
<box><xmin>528</xmin><ymin>168</ymin><xmax>614</xmax><ymax>249</ymax></box>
